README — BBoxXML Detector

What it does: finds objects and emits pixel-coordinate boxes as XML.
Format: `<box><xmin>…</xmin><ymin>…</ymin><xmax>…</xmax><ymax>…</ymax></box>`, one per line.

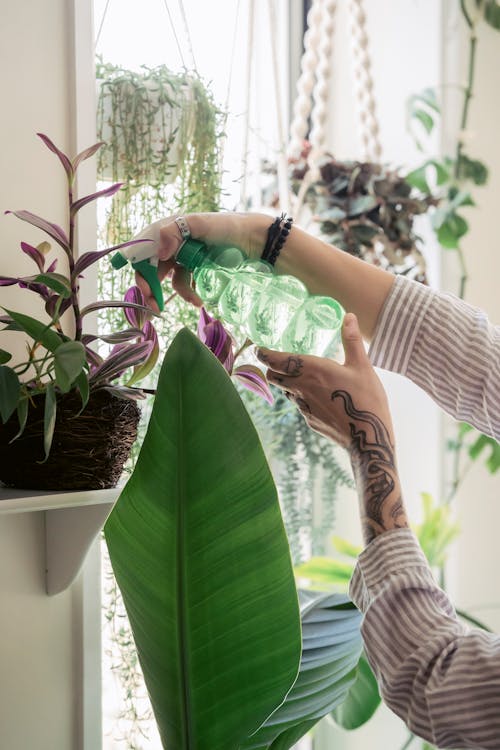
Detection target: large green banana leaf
<box><xmin>241</xmin><ymin>590</ymin><xmax>363</xmax><ymax>750</ymax></box>
<box><xmin>105</xmin><ymin>329</ymin><xmax>302</xmax><ymax>750</ymax></box>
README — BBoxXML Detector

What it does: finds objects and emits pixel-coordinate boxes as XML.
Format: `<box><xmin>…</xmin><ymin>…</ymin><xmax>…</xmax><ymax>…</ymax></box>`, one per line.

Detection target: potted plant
<box><xmin>96</xmin><ymin>61</ymin><xmax>223</xmax><ymax>246</ymax></box>
<box><xmin>264</xmin><ymin>141</ymin><xmax>437</xmax><ymax>284</ymax></box>
<box><xmin>0</xmin><ymin>133</ymin><xmax>160</xmax><ymax>491</ymax></box>
<box><xmin>105</xmin><ymin>327</ymin><xmax>365</xmax><ymax>750</ymax></box>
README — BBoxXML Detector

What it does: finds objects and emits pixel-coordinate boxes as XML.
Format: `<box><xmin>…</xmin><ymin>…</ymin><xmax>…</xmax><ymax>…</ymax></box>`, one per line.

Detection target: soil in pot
<box><xmin>0</xmin><ymin>389</ymin><xmax>141</xmax><ymax>491</ymax></box>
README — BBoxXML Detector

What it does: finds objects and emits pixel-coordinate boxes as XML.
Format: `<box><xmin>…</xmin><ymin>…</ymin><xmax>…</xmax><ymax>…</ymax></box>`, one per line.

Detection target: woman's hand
<box><xmin>259</xmin><ymin>313</ymin><xmax>407</xmax><ymax>543</ymax></box>
<box><xmin>258</xmin><ymin>313</ymin><xmax>394</xmax><ymax>452</ymax></box>
<box><xmin>135</xmin><ymin>212</ymin><xmax>270</xmax><ymax>312</ymax></box>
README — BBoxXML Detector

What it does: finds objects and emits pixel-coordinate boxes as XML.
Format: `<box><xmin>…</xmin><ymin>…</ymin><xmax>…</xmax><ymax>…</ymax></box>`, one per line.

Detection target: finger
<box><xmin>158</xmin><ymin>221</ymin><xmax>185</xmax><ymax>261</ymax></box>
<box><xmin>266</xmin><ymin>369</ymin><xmax>301</xmax><ymax>392</ymax></box>
<box><xmin>255</xmin><ymin>347</ymin><xmax>307</xmax><ymax>377</ymax></box>
<box><xmin>171</xmin><ymin>265</ymin><xmax>203</xmax><ymax>306</ymax></box>
<box><xmin>342</xmin><ymin>313</ymin><xmax>368</xmax><ymax>367</ymax></box>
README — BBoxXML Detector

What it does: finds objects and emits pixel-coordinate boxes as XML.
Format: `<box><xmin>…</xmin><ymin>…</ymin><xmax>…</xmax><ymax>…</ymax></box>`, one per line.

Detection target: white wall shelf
<box><xmin>0</xmin><ymin>486</ymin><xmax>120</xmax><ymax>595</ymax></box>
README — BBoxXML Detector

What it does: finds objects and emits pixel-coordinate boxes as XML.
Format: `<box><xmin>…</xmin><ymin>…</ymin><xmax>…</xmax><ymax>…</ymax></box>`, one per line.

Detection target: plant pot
<box><xmin>96</xmin><ymin>73</ymin><xmax>196</xmax><ymax>184</ymax></box>
<box><xmin>0</xmin><ymin>389</ymin><xmax>141</xmax><ymax>491</ymax></box>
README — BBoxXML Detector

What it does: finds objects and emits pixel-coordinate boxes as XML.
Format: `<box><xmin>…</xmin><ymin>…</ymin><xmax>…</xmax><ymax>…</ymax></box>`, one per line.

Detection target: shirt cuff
<box><xmin>369</xmin><ymin>275</ymin><xmax>434</xmax><ymax>376</ymax></box>
<box><xmin>349</xmin><ymin>528</ymin><xmax>436</xmax><ymax>613</ymax></box>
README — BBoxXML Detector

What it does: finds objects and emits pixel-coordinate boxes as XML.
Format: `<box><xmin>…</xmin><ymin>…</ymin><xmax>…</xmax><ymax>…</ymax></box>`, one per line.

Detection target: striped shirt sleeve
<box><xmin>369</xmin><ymin>275</ymin><xmax>500</xmax><ymax>441</ymax></box>
<box><xmin>349</xmin><ymin>529</ymin><xmax>500</xmax><ymax>748</ymax></box>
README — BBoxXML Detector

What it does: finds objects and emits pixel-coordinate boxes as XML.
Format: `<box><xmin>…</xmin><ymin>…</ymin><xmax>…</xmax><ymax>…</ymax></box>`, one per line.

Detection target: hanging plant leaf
<box><xmin>467</xmin><ymin>432</ymin><xmax>500</xmax><ymax>474</ymax></box>
<box><xmin>347</xmin><ymin>196</ymin><xmax>378</xmax><ymax>217</ymax></box>
<box><xmin>105</xmin><ymin>329</ymin><xmax>302</xmax><ymax>750</ymax></box>
<box><xmin>405</xmin><ymin>164</ymin><xmax>431</xmax><ymax>194</ymax></box>
<box><xmin>350</xmin><ymin>224</ymin><xmax>379</xmax><ymax>245</ymax></box>
<box><xmin>331</xmin><ymin>652</ymin><xmax>381</xmax><ymax>730</ymax></box>
<box><xmin>0</xmin><ymin>349</ymin><xmax>12</xmax><ymax>365</ymax></box>
<box><xmin>457</xmin><ymin>154</ymin><xmax>489</xmax><ymax>185</ymax></box>
<box><xmin>317</xmin><ymin>206</ymin><xmax>348</xmax><ymax>222</ymax></box>
<box><xmin>484</xmin><ymin>0</ymin><xmax>500</xmax><ymax>29</ymax></box>
<box><xmin>436</xmin><ymin>214</ymin><xmax>469</xmax><ymax>249</ymax></box>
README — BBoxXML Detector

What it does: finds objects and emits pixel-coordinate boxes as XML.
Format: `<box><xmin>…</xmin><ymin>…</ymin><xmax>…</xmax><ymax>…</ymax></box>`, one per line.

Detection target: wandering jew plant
<box><xmin>0</xmin><ymin>134</ymin><xmax>159</xmax><ymax>458</ymax></box>
<box><xmin>197</xmin><ymin>307</ymin><xmax>273</xmax><ymax>405</ymax></box>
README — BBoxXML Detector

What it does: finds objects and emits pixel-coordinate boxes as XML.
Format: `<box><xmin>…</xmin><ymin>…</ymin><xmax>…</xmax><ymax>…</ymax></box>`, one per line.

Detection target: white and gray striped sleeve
<box><xmin>349</xmin><ymin>528</ymin><xmax>500</xmax><ymax>748</ymax></box>
<box><xmin>369</xmin><ymin>275</ymin><xmax>500</xmax><ymax>441</ymax></box>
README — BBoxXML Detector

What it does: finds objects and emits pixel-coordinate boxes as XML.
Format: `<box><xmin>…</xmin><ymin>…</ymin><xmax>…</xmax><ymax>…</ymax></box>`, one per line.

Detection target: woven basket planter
<box><xmin>0</xmin><ymin>389</ymin><xmax>141</xmax><ymax>491</ymax></box>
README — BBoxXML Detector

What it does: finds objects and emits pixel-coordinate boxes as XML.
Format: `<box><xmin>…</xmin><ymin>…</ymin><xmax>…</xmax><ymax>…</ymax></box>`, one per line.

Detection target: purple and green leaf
<box><xmin>234</xmin><ymin>365</ymin><xmax>274</xmax><ymax>405</ymax></box>
<box><xmin>5</xmin><ymin>210</ymin><xmax>69</xmax><ymax>251</ymax></box>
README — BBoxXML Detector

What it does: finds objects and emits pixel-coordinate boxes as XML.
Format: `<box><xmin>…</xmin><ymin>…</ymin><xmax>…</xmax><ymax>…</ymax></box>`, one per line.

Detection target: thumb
<box><xmin>342</xmin><ymin>313</ymin><xmax>368</xmax><ymax>367</ymax></box>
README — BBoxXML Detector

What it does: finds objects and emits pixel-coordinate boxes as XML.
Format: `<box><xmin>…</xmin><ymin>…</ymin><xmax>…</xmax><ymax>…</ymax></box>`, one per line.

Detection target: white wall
<box><xmin>0</xmin><ymin>2</ymin><xmax>99</xmax><ymax>749</ymax></box>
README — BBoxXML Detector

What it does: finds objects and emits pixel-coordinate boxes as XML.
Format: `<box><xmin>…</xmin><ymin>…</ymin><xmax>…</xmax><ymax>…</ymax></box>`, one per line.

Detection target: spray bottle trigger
<box><xmin>132</xmin><ymin>258</ymin><xmax>164</xmax><ymax>312</ymax></box>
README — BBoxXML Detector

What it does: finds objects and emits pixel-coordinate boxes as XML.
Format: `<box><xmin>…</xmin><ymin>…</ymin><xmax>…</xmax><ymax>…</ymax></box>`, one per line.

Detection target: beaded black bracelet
<box><xmin>261</xmin><ymin>214</ymin><xmax>283</xmax><ymax>263</ymax></box>
<box><xmin>267</xmin><ymin>214</ymin><xmax>293</xmax><ymax>266</ymax></box>
<box><xmin>261</xmin><ymin>212</ymin><xmax>294</xmax><ymax>265</ymax></box>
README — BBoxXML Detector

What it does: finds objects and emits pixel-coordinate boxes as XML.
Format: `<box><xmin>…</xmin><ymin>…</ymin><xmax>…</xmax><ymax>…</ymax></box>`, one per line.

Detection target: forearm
<box><xmin>336</xmin><ymin>388</ymin><xmax>409</xmax><ymax>546</ymax></box>
<box><xmin>187</xmin><ymin>212</ymin><xmax>395</xmax><ymax>341</ymax></box>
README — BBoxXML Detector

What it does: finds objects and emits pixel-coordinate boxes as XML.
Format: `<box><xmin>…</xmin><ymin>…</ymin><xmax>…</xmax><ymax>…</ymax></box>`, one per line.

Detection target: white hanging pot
<box><xmin>96</xmin><ymin>69</ymin><xmax>197</xmax><ymax>186</ymax></box>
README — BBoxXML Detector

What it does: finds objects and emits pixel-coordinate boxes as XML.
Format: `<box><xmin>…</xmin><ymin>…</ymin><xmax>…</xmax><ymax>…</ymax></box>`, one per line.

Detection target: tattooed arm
<box><xmin>261</xmin><ymin>314</ymin><xmax>500</xmax><ymax>748</ymax></box>
<box><xmin>259</xmin><ymin>312</ymin><xmax>409</xmax><ymax>545</ymax></box>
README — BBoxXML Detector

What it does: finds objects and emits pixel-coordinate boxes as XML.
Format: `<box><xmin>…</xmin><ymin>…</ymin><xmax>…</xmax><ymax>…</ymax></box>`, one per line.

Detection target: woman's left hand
<box><xmin>257</xmin><ymin>313</ymin><xmax>395</xmax><ymax>453</ymax></box>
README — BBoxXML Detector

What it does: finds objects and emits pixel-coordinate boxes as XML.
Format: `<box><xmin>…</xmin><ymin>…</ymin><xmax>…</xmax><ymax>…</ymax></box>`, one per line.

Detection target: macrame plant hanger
<box><xmin>288</xmin><ymin>0</ymin><xmax>383</xmax><ymax>222</ymax></box>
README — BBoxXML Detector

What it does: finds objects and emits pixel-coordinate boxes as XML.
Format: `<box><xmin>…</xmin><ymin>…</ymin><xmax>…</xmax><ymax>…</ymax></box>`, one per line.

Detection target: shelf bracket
<box><xmin>45</xmin><ymin>502</ymin><xmax>115</xmax><ymax>595</ymax></box>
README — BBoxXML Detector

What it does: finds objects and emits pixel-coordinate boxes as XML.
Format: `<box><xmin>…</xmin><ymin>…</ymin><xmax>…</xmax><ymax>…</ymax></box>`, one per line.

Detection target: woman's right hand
<box><xmin>135</xmin><ymin>212</ymin><xmax>270</xmax><ymax>312</ymax></box>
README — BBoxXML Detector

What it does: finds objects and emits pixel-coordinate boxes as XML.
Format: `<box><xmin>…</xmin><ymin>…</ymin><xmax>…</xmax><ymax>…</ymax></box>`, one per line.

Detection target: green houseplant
<box><xmin>0</xmin><ymin>133</ymin><xmax>160</xmax><ymax>490</ymax></box>
<box><xmin>96</xmin><ymin>61</ymin><xmax>223</xmax><ymax>247</ymax></box>
<box><xmin>105</xmin><ymin>327</ymin><xmax>365</xmax><ymax>750</ymax></box>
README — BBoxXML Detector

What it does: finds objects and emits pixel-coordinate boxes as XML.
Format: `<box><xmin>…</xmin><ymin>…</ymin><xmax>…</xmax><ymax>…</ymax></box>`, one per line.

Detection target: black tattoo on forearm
<box><xmin>331</xmin><ymin>389</ymin><xmax>408</xmax><ymax>544</ymax></box>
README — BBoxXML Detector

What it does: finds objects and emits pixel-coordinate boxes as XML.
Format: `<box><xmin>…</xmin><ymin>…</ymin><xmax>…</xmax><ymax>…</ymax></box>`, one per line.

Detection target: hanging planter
<box><xmin>263</xmin><ymin>144</ymin><xmax>436</xmax><ymax>284</ymax></box>
<box><xmin>97</xmin><ymin>62</ymin><xmax>197</xmax><ymax>186</ymax></box>
<box><xmin>96</xmin><ymin>61</ymin><xmax>223</xmax><ymax>246</ymax></box>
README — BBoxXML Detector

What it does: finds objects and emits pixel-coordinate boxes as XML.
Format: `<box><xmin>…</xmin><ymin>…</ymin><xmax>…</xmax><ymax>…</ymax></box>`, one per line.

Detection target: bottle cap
<box><xmin>175</xmin><ymin>238</ymin><xmax>207</xmax><ymax>270</ymax></box>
